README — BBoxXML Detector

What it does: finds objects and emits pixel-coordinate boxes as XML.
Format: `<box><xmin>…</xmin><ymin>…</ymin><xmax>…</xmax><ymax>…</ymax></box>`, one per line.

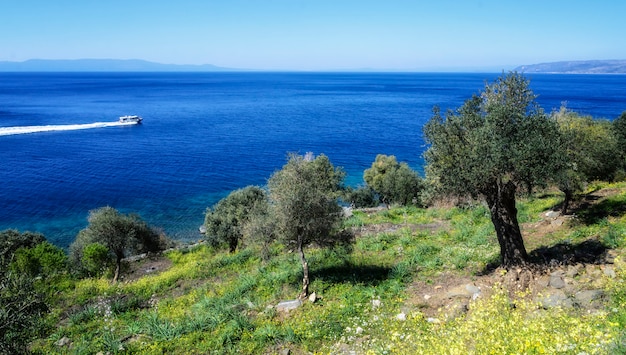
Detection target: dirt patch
<box><xmin>122</xmin><ymin>254</ymin><xmax>173</xmax><ymax>282</ymax></box>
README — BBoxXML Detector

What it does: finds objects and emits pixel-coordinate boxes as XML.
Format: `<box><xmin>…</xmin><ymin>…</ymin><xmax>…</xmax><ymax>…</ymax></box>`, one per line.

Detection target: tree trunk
<box><xmin>297</xmin><ymin>235</ymin><xmax>310</xmax><ymax>300</ymax></box>
<box><xmin>113</xmin><ymin>257</ymin><xmax>121</xmax><ymax>283</ymax></box>
<box><xmin>484</xmin><ymin>179</ymin><xmax>528</xmax><ymax>267</ymax></box>
<box><xmin>561</xmin><ymin>188</ymin><xmax>573</xmax><ymax>215</ymax></box>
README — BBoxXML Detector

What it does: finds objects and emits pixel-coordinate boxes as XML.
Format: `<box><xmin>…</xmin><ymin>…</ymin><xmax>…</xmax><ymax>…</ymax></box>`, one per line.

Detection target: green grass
<box><xmin>28</xmin><ymin>183</ymin><xmax>626</xmax><ymax>354</ymax></box>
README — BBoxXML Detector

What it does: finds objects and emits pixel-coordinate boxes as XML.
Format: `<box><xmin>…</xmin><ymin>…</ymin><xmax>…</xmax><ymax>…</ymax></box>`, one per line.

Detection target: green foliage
<box><xmin>555</xmin><ymin>106</ymin><xmax>621</xmax><ymax>186</ymax></box>
<box><xmin>81</xmin><ymin>242</ymin><xmax>114</xmax><ymax>277</ymax></box>
<box><xmin>10</xmin><ymin>241</ymin><xmax>67</xmax><ymax>277</ymax></box>
<box><xmin>342</xmin><ymin>185</ymin><xmax>379</xmax><ymax>208</ymax></box>
<box><xmin>363</xmin><ymin>154</ymin><xmax>423</xmax><ymax>206</ymax></box>
<box><xmin>0</xmin><ymin>229</ymin><xmax>46</xmax><ymax>267</ymax></box>
<box><xmin>0</xmin><ymin>271</ymin><xmax>49</xmax><ymax>354</ymax></box>
<box><xmin>204</xmin><ymin>186</ymin><xmax>268</xmax><ymax>253</ymax></box>
<box><xmin>69</xmin><ymin>206</ymin><xmax>170</xmax><ymax>281</ymax></box>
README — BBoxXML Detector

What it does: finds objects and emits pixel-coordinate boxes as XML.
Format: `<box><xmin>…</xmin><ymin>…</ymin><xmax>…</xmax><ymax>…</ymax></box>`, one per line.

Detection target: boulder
<box><xmin>276</xmin><ymin>299</ymin><xmax>302</xmax><ymax>312</ymax></box>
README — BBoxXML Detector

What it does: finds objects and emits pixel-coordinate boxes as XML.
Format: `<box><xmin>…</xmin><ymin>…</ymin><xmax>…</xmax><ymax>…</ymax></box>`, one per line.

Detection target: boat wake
<box><xmin>0</xmin><ymin>121</ymin><xmax>139</xmax><ymax>136</ymax></box>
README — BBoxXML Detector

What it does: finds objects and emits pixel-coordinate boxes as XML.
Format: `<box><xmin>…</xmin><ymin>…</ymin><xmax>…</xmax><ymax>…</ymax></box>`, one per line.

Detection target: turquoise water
<box><xmin>1</xmin><ymin>72</ymin><xmax>624</xmax><ymax>247</ymax></box>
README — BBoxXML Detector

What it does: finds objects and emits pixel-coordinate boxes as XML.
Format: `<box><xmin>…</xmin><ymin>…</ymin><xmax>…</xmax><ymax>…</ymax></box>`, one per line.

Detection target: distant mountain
<box><xmin>515</xmin><ymin>60</ymin><xmax>626</xmax><ymax>74</ymax></box>
<box><xmin>0</xmin><ymin>59</ymin><xmax>238</xmax><ymax>72</ymax></box>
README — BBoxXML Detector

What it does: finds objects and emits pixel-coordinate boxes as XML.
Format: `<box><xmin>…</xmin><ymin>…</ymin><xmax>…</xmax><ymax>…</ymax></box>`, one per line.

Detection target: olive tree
<box><xmin>554</xmin><ymin>107</ymin><xmax>621</xmax><ymax>213</ymax></box>
<box><xmin>423</xmin><ymin>72</ymin><xmax>563</xmax><ymax>267</ymax></box>
<box><xmin>204</xmin><ymin>186</ymin><xmax>268</xmax><ymax>253</ymax></box>
<box><xmin>70</xmin><ymin>207</ymin><xmax>167</xmax><ymax>281</ymax></box>
<box><xmin>363</xmin><ymin>154</ymin><xmax>423</xmax><ymax>207</ymax></box>
<box><xmin>613</xmin><ymin>111</ymin><xmax>626</xmax><ymax>172</ymax></box>
<box><xmin>268</xmin><ymin>153</ymin><xmax>346</xmax><ymax>299</ymax></box>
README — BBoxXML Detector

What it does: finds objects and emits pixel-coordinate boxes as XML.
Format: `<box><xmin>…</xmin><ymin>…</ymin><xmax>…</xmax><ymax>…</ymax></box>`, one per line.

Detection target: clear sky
<box><xmin>2</xmin><ymin>0</ymin><xmax>625</xmax><ymax>71</ymax></box>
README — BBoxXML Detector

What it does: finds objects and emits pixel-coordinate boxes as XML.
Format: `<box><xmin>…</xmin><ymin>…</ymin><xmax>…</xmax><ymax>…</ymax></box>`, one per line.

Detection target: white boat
<box><xmin>119</xmin><ymin>115</ymin><xmax>143</xmax><ymax>123</ymax></box>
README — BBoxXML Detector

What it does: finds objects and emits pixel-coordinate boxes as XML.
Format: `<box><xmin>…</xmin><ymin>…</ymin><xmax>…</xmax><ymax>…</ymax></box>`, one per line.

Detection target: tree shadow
<box><xmin>574</xmin><ymin>197</ymin><xmax>626</xmax><ymax>225</ymax></box>
<box><xmin>528</xmin><ymin>238</ymin><xmax>608</xmax><ymax>265</ymax></box>
<box><xmin>479</xmin><ymin>238</ymin><xmax>609</xmax><ymax>274</ymax></box>
<box><xmin>312</xmin><ymin>263</ymin><xmax>393</xmax><ymax>286</ymax></box>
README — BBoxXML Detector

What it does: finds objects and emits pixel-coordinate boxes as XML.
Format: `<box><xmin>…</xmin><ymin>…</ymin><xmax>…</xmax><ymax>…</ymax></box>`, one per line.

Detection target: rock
<box><xmin>574</xmin><ymin>290</ymin><xmax>605</xmax><ymax>307</ymax></box>
<box><xmin>426</xmin><ymin>317</ymin><xmax>441</xmax><ymax>324</ymax></box>
<box><xmin>308</xmin><ymin>292</ymin><xmax>317</xmax><ymax>303</ymax></box>
<box><xmin>538</xmin><ymin>290</ymin><xmax>573</xmax><ymax>308</ymax></box>
<box><xmin>445</xmin><ymin>283</ymin><xmax>480</xmax><ymax>299</ymax></box>
<box><xmin>396</xmin><ymin>312</ymin><xmax>406</xmax><ymax>321</ymax></box>
<box><xmin>423</xmin><ymin>294</ymin><xmax>432</xmax><ymax>300</ymax></box>
<box><xmin>276</xmin><ymin>299</ymin><xmax>302</xmax><ymax>312</ymax></box>
<box><xmin>56</xmin><ymin>336</ymin><xmax>71</xmax><ymax>347</ymax></box>
<box><xmin>545</xmin><ymin>210</ymin><xmax>560</xmax><ymax>219</ymax></box>
<box><xmin>549</xmin><ymin>274</ymin><xmax>566</xmax><ymax>289</ymax></box>
<box><xmin>551</xmin><ymin>218</ymin><xmax>564</xmax><ymax>226</ymax></box>
<box><xmin>603</xmin><ymin>266</ymin><xmax>617</xmax><ymax>278</ymax></box>
<box><xmin>199</xmin><ymin>225</ymin><xmax>206</xmax><ymax>234</ymax></box>
<box><xmin>371</xmin><ymin>299</ymin><xmax>382</xmax><ymax>309</ymax></box>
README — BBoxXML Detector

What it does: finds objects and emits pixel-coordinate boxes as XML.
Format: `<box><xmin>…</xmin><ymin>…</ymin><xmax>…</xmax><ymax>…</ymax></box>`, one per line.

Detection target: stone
<box><xmin>423</xmin><ymin>294</ymin><xmax>432</xmax><ymax>300</ymax></box>
<box><xmin>56</xmin><ymin>336</ymin><xmax>71</xmax><ymax>347</ymax></box>
<box><xmin>276</xmin><ymin>299</ymin><xmax>302</xmax><ymax>312</ymax></box>
<box><xmin>574</xmin><ymin>290</ymin><xmax>605</xmax><ymax>307</ymax></box>
<box><xmin>426</xmin><ymin>317</ymin><xmax>441</xmax><ymax>324</ymax></box>
<box><xmin>603</xmin><ymin>266</ymin><xmax>617</xmax><ymax>278</ymax></box>
<box><xmin>538</xmin><ymin>290</ymin><xmax>573</xmax><ymax>309</ymax></box>
<box><xmin>445</xmin><ymin>283</ymin><xmax>480</xmax><ymax>299</ymax></box>
<box><xmin>308</xmin><ymin>292</ymin><xmax>317</xmax><ymax>303</ymax></box>
<box><xmin>545</xmin><ymin>210</ymin><xmax>560</xmax><ymax>219</ymax></box>
<box><xmin>549</xmin><ymin>275</ymin><xmax>566</xmax><ymax>289</ymax></box>
<box><xmin>551</xmin><ymin>218</ymin><xmax>564</xmax><ymax>226</ymax></box>
<box><xmin>396</xmin><ymin>312</ymin><xmax>406</xmax><ymax>321</ymax></box>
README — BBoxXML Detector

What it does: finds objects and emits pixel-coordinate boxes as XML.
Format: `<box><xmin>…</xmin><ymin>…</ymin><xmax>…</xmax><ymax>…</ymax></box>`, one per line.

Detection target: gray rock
<box><xmin>539</xmin><ymin>290</ymin><xmax>573</xmax><ymax>308</ymax></box>
<box><xmin>604</xmin><ymin>266</ymin><xmax>617</xmax><ymax>278</ymax></box>
<box><xmin>549</xmin><ymin>275</ymin><xmax>566</xmax><ymax>289</ymax></box>
<box><xmin>545</xmin><ymin>210</ymin><xmax>560</xmax><ymax>219</ymax></box>
<box><xmin>536</xmin><ymin>275</ymin><xmax>551</xmax><ymax>288</ymax></box>
<box><xmin>446</xmin><ymin>283</ymin><xmax>480</xmax><ymax>299</ymax></box>
<box><xmin>276</xmin><ymin>299</ymin><xmax>302</xmax><ymax>312</ymax></box>
<box><xmin>56</xmin><ymin>336</ymin><xmax>71</xmax><ymax>347</ymax></box>
<box><xmin>575</xmin><ymin>290</ymin><xmax>605</xmax><ymax>306</ymax></box>
<box><xmin>308</xmin><ymin>292</ymin><xmax>317</xmax><ymax>303</ymax></box>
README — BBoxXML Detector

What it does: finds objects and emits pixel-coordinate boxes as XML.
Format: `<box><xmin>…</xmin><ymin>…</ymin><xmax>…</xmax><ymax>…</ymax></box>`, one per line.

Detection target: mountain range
<box><xmin>0</xmin><ymin>59</ymin><xmax>235</xmax><ymax>72</ymax></box>
<box><xmin>514</xmin><ymin>60</ymin><xmax>626</xmax><ymax>74</ymax></box>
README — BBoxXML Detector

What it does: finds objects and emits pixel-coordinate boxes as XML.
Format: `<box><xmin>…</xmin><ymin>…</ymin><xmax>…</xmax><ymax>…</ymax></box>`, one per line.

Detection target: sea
<box><xmin>1</xmin><ymin>72</ymin><xmax>625</xmax><ymax>248</ymax></box>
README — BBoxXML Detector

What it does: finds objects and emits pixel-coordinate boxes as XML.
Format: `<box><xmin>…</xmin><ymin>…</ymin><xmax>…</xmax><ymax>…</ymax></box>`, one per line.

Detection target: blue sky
<box><xmin>2</xmin><ymin>0</ymin><xmax>625</xmax><ymax>71</ymax></box>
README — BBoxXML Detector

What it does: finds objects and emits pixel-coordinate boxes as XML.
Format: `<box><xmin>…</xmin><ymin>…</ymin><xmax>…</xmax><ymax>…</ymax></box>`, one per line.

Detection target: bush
<box><xmin>81</xmin><ymin>242</ymin><xmax>114</xmax><ymax>277</ymax></box>
<box><xmin>342</xmin><ymin>186</ymin><xmax>379</xmax><ymax>208</ymax></box>
<box><xmin>10</xmin><ymin>241</ymin><xmax>67</xmax><ymax>277</ymax></box>
<box><xmin>364</xmin><ymin>154</ymin><xmax>423</xmax><ymax>207</ymax></box>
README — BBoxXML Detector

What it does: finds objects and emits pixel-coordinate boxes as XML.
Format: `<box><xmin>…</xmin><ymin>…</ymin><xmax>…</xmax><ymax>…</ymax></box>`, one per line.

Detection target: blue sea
<box><xmin>1</xmin><ymin>72</ymin><xmax>625</xmax><ymax>248</ymax></box>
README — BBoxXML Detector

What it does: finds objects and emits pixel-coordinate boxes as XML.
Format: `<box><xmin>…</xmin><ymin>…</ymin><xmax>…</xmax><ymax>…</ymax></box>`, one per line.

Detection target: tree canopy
<box><xmin>423</xmin><ymin>72</ymin><xmax>563</xmax><ymax>267</ymax></box>
<box><xmin>363</xmin><ymin>154</ymin><xmax>423</xmax><ymax>207</ymax></box>
<box><xmin>204</xmin><ymin>185</ymin><xmax>268</xmax><ymax>253</ymax></box>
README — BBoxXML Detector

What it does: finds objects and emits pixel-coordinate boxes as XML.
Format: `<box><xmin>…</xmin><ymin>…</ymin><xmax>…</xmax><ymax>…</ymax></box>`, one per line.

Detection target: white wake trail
<box><xmin>0</xmin><ymin>121</ymin><xmax>139</xmax><ymax>136</ymax></box>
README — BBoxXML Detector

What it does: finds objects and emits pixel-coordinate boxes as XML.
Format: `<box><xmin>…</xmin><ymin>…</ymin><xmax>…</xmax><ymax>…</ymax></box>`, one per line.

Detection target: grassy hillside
<box><xmin>29</xmin><ymin>182</ymin><xmax>626</xmax><ymax>354</ymax></box>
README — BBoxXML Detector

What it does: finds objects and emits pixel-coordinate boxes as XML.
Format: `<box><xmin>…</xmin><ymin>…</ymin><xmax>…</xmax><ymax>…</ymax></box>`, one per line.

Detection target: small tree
<box><xmin>423</xmin><ymin>72</ymin><xmax>563</xmax><ymax>267</ymax></box>
<box><xmin>363</xmin><ymin>154</ymin><xmax>423</xmax><ymax>207</ymax></box>
<box><xmin>0</xmin><ymin>229</ymin><xmax>46</xmax><ymax>267</ymax></box>
<box><xmin>204</xmin><ymin>186</ymin><xmax>268</xmax><ymax>253</ymax></box>
<box><xmin>554</xmin><ymin>107</ymin><xmax>621</xmax><ymax>213</ymax></box>
<box><xmin>70</xmin><ymin>207</ymin><xmax>166</xmax><ymax>281</ymax></box>
<box><xmin>268</xmin><ymin>153</ymin><xmax>347</xmax><ymax>299</ymax></box>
